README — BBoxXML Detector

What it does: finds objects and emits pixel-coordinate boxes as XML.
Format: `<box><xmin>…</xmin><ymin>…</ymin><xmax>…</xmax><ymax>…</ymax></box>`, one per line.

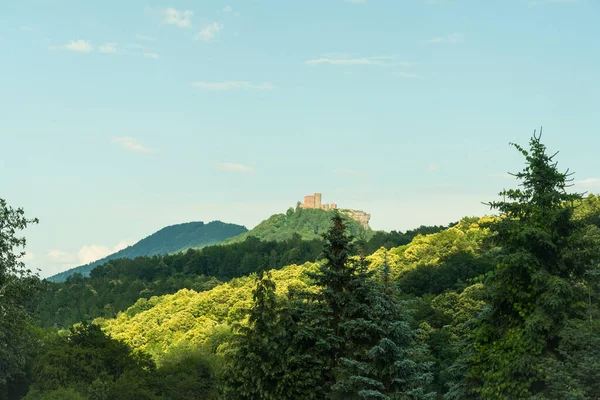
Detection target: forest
<box><xmin>1</xmin><ymin>133</ymin><xmax>599</xmax><ymax>399</ymax></box>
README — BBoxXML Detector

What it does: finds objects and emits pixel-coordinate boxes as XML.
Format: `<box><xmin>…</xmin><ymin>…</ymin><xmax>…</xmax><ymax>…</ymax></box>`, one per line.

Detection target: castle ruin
<box><xmin>299</xmin><ymin>193</ymin><xmax>337</xmax><ymax>211</ymax></box>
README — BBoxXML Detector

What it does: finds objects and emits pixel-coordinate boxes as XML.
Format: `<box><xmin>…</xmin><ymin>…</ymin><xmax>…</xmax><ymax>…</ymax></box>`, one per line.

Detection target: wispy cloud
<box><xmin>195</xmin><ymin>22</ymin><xmax>223</xmax><ymax>42</ymax></box>
<box><xmin>345</xmin><ymin>0</ymin><xmax>367</xmax><ymax>4</ymax></box>
<box><xmin>428</xmin><ymin>164</ymin><xmax>439</xmax><ymax>172</ymax></box>
<box><xmin>136</xmin><ymin>34</ymin><xmax>155</xmax><ymax>41</ymax></box>
<box><xmin>217</xmin><ymin>162</ymin><xmax>255</xmax><ymax>174</ymax></box>
<box><xmin>190</xmin><ymin>81</ymin><xmax>275</xmax><ymax>90</ymax></box>
<box><xmin>51</xmin><ymin>39</ymin><xmax>93</xmax><ymax>53</ymax></box>
<box><xmin>111</xmin><ymin>137</ymin><xmax>156</xmax><ymax>153</ymax></box>
<box><xmin>305</xmin><ymin>55</ymin><xmax>414</xmax><ymax>67</ymax></box>
<box><xmin>332</xmin><ymin>168</ymin><xmax>368</xmax><ymax>177</ymax></box>
<box><xmin>144</xmin><ymin>52</ymin><xmax>160</xmax><ymax>59</ymax></box>
<box><xmin>162</xmin><ymin>8</ymin><xmax>193</xmax><ymax>28</ymax></box>
<box><xmin>99</xmin><ymin>42</ymin><xmax>117</xmax><ymax>54</ymax></box>
<box><xmin>427</xmin><ymin>33</ymin><xmax>464</xmax><ymax>44</ymax></box>
<box><xmin>223</xmin><ymin>5</ymin><xmax>233</xmax><ymax>12</ymax></box>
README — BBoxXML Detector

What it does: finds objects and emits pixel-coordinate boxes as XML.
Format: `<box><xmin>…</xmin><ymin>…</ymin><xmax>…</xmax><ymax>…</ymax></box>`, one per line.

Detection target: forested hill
<box><xmin>38</xmin><ymin>225</ymin><xmax>448</xmax><ymax>329</ymax></box>
<box><xmin>225</xmin><ymin>206</ymin><xmax>372</xmax><ymax>244</ymax></box>
<box><xmin>48</xmin><ymin>221</ymin><xmax>247</xmax><ymax>283</ymax></box>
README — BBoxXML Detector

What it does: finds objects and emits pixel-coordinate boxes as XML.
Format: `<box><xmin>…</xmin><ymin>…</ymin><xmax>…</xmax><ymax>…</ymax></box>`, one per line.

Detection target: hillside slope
<box><xmin>225</xmin><ymin>207</ymin><xmax>373</xmax><ymax>244</ymax></box>
<box><xmin>97</xmin><ymin>217</ymin><xmax>494</xmax><ymax>363</ymax></box>
<box><xmin>48</xmin><ymin>221</ymin><xmax>247</xmax><ymax>282</ymax></box>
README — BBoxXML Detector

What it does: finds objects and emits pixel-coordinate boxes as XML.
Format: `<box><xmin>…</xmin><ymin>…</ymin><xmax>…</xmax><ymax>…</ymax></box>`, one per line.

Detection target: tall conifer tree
<box><xmin>470</xmin><ymin>130</ymin><xmax>595</xmax><ymax>398</ymax></box>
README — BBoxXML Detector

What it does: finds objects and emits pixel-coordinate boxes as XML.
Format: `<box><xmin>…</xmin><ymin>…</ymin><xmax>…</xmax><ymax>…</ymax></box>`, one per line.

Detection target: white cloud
<box><xmin>49</xmin><ymin>241</ymin><xmax>131</xmax><ymax>268</ymax></box>
<box><xmin>427</xmin><ymin>33</ymin><xmax>464</xmax><ymax>44</ymax></box>
<box><xmin>223</xmin><ymin>5</ymin><xmax>233</xmax><ymax>12</ymax></box>
<box><xmin>99</xmin><ymin>42</ymin><xmax>117</xmax><ymax>54</ymax></box>
<box><xmin>136</xmin><ymin>34</ymin><xmax>155</xmax><ymax>41</ymax></box>
<box><xmin>305</xmin><ymin>56</ymin><xmax>414</xmax><ymax>67</ymax></box>
<box><xmin>144</xmin><ymin>52</ymin><xmax>160</xmax><ymax>59</ymax></box>
<box><xmin>112</xmin><ymin>241</ymin><xmax>130</xmax><ymax>252</ymax></box>
<box><xmin>51</xmin><ymin>39</ymin><xmax>93</xmax><ymax>53</ymax></box>
<box><xmin>163</xmin><ymin>8</ymin><xmax>193</xmax><ymax>28</ymax></box>
<box><xmin>428</xmin><ymin>164</ymin><xmax>439</xmax><ymax>172</ymax></box>
<box><xmin>77</xmin><ymin>241</ymin><xmax>130</xmax><ymax>265</ymax></box>
<box><xmin>77</xmin><ymin>245</ymin><xmax>112</xmax><ymax>265</ymax></box>
<box><xmin>111</xmin><ymin>137</ymin><xmax>156</xmax><ymax>153</ymax></box>
<box><xmin>217</xmin><ymin>162</ymin><xmax>255</xmax><ymax>174</ymax></box>
<box><xmin>345</xmin><ymin>0</ymin><xmax>367</xmax><ymax>3</ymax></box>
<box><xmin>48</xmin><ymin>249</ymin><xmax>76</xmax><ymax>263</ymax></box>
<box><xmin>50</xmin><ymin>241</ymin><xmax>132</xmax><ymax>267</ymax></box>
<box><xmin>190</xmin><ymin>81</ymin><xmax>275</xmax><ymax>90</ymax></box>
<box><xmin>22</xmin><ymin>252</ymin><xmax>35</xmax><ymax>261</ymax></box>
<box><xmin>195</xmin><ymin>22</ymin><xmax>223</xmax><ymax>42</ymax></box>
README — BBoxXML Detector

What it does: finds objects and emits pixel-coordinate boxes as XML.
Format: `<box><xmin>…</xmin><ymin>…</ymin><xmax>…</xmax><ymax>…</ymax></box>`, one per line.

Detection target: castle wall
<box><xmin>300</xmin><ymin>195</ymin><xmax>315</xmax><ymax>208</ymax></box>
<box><xmin>299</xmin><ymin>193</ymin><xmax>337</xmax><ymax>210</ymax></box>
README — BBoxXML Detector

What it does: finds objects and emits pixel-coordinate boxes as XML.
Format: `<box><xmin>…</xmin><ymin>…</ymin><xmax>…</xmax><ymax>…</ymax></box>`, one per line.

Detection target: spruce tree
<box><xmin>222</xmin><ymin>270</ymin><xmax>328</xmax><ymax>400</ymax></box>
<box><xmin>332</xmin><ymin>252</ymin><xmax>435</xmax><ymax>400</ymax></box>
<box><xmin>470</xmin><ymin>130</ymin><xmax>595</xmax><ymax>398</ymax></box>
<box><xmin>221</xmin><ymin>270</ymin><xmax>286</xmax><ymax>399</ymax></box>
<box><xmin>309</xmin><ymin>212</ymin><xmax>434</xmax><ymax>399</ymax></box>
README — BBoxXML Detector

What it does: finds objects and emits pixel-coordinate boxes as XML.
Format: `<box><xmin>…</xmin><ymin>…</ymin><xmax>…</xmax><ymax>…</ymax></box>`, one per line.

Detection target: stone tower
<box><xmin>314</xmin><ymin>193</ymin><xmax>322</xmax><ymax>209</ymax></box>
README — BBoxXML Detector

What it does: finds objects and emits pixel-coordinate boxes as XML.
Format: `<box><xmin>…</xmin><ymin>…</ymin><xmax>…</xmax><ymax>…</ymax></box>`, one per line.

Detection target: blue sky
<box><xmin>1</xmin><ymin>0</ymin><xmax>599</xmax><ymax>277</ymax></box>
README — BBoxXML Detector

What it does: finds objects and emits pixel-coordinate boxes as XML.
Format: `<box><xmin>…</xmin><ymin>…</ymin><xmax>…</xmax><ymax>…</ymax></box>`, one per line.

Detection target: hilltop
<box><xmin>225</xmin><ymin>206</ymin><xmax>373</xmax><ymax>244</ymax></box>
<box><xmin>47</xmin><ymin>221</ymin><xmax>247</xmax><ymax>282</ymax></box>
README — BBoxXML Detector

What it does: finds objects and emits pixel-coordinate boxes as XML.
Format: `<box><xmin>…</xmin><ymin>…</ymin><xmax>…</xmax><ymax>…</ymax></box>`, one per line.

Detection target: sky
<box><xmin>1</xmin><ymin>0</ymin><xmax>599</xmax><ymax>277</ymax></box>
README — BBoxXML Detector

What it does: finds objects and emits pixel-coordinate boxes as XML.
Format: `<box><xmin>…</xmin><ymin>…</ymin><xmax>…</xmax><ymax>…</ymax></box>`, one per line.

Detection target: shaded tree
<box><xmin>0</xmin><ymin>198</ymin><xmax>41</xmax><ymax>395</ymax></box>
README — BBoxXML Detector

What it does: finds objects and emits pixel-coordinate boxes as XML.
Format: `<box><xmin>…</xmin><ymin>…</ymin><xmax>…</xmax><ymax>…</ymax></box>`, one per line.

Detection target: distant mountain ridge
<box><xmin>225</xmin><ymin>206</ymin><xmax>373</xmax><ymax>244</ymax></box>
<box><xmin>47</xmin><ymin>221</ymin><xmax>247</xmax><ymax>282</ymax></box>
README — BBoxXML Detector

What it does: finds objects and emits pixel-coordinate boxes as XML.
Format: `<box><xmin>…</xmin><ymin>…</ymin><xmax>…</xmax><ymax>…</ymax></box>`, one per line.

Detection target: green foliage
<box><xmin>154</xmin><ymin>347</ymin><xmax>219</xmax><ymax>399</ymax></box>
<box><xmin>221</xmin><ymin>271</ymin><xmax>292</xmax><ymax>399</ymax></box>
<box><xmin>38</xmin><ymin>235</ymin><xmax>324</xmax><ymax>328</ymax></box>
<box><xmin>361</xmin><ymin>225</ymin><xmax>448</xmax><ymax>256</ymax></box>
<box><xmin>30</xmin><ymin>322</ymin><xmax>155</xmax><ymax>392</ymax></box>
<box><xmin>332</xmin><ymin>255</ymin><xmax>436</xmax><ymax>400</ymax></box>
<box><xmin>469</xmin><ymin>131</ymin><xmax>599</xmax><ymax>398</ymax></box>
<box><xmin>305</xmin><ymin>211</ymin><xmax>434</xmax><ymax>399</ymax></box>
<box><xmin>226</xmin><ymin>207</ymin><xmax>373</xmax><ymax>244</ymax></box>
<box><xmin>48</xmin><ymin>221</ymin><xmax>248</xmax><ymax>282</ymax></box>
<box><xmin>367</xmin><ymin>217</ymin><xmax>497</xmax><ymax>297</ymax></box>
<box><xmin>0</xmin><ymin>198</ymin><xmax>41</xmax><ymax>388</ymax></box>
<box><xmin>38</xmin><ymin>228</ymin><xmax>424</xmax><ymax>330</ymax></box>
<box><xmin>100</xmin><ymin>263</ymin><xmax>315</xmax><ymax>363</ymax></box>
<box><xmin>23</xmin><ymin>387</ymin><xmax>85</xmax><ymax>400</ymax></box>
